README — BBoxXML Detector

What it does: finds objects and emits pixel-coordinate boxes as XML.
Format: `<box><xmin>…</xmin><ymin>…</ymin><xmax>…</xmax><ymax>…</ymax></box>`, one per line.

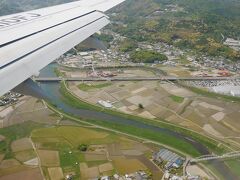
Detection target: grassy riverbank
<box><xmin>57</xmin><ymin>82</ymin><xmax>228</xmax><ymax>157</ymax></box>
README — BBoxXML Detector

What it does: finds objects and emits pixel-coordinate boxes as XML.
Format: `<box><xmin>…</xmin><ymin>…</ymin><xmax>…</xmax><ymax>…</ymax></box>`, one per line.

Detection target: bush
<box><xmin>138</xmin><ymin>103</ymin><xmax>144</xmax><ymax>109</ymax></box>
<box><xmin>78</xmin><ymin>144</ymin><xmax>88</xmax><ymax>152</ymax></box>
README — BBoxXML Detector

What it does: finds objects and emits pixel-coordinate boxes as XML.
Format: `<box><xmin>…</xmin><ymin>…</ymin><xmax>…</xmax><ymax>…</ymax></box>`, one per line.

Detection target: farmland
<box><xmin>31</xmin><ymin>126</ymin><xmax>163</xmax><ymax>179</ymax></box>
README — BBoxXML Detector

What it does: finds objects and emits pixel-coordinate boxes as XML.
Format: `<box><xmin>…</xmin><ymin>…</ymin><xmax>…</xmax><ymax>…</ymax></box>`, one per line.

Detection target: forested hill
<box><xmin>110</xmin><ymin>0</ymin><xmax>240</xmax><ymax>60</ymax></box>
<box><xmin>0</xmin><ymin>0</ymin><xmax>239</xmax><ymax>60</ymax></box>
<box><xmin>0</xmin><ymin>0</ymin><xmax>75</xmax><ymax>16</ymax></box>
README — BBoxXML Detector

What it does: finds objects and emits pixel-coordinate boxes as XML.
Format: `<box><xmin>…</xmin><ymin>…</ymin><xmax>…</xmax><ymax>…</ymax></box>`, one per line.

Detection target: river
<box><xmin>39</xmin><ymin>63</ymin><xmax>238</xmax><ymax>179</ymax></box>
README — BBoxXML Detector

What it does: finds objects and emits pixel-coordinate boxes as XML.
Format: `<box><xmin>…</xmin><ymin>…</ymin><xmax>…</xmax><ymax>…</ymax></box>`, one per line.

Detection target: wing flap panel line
<box><xmin>0</xmin><ymin>11</ymin><xmax>106</xmax><ymax>68</ymax></box>
<box><xmin>0</xmin><ymin>10</ymin><xmax>97</xmax><ymax>48</ymax></box>
<box><xmin>0</xmin><ymin>17</ymin><xmax>109</xmax><ymax>96</ymax></box>
<box><xmin>0</xmin><ymin>16</ymin><xmax>106</xmax><ymax>70</ymax></box>
<box><xmin>0</xmin><ymin>0</ymin><xmax>126</xmax><ymax>96</ymax></box>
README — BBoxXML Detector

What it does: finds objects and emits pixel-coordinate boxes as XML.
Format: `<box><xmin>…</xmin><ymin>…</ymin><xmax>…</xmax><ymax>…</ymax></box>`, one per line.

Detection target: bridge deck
<box><xmin>34</xmin><ymin>76</ymin><xmax>238</xmax><ymax>82</ymax></box>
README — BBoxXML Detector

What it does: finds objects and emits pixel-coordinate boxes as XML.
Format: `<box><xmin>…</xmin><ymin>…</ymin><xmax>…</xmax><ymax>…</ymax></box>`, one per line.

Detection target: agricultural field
<box><xmin>0</xmin><ymin>97</ymin><xmax>60</xmax><ymax>128</ymax></box>
<box><xmin>31</xmin><ymin>126</ymin><xmax>163</xmax><ymax>179</ymax></box>
<box><xmin>78</xmin><ymin>83</ymin><xmax>112</xmax><ymax>91</ymax></box>
<box><xmin>0</xmin><ymin>121</ymin><xmax>44</xmax><ymax>179</ymax></box>
<box><xmin>0</xmin><ymin>97</ymin><xmax>62</xmax><ymax>179</ymax></box>
<box><xmin>67</xmin><ymin>68</ymin><xmax>240</xmax><ymax>154</ymax></box>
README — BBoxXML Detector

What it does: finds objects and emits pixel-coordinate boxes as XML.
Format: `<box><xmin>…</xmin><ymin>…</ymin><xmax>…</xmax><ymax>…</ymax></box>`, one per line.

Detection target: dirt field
<box><xmin>0</xmin><ymin>154</ymin><xmax>4</xmax><ymax>163</ymax></box>
<box><xmin>56</xmin><ymin>126</ymin><xmax>109</xmax><ymax>146</ymax></box>
<box><xmin>84</xmin><ymin>152</ymin><xmax>107</xmax><ymax>161</ymax></box>
<box><xmin>0</xmin><ymin>159</ymin><xmax>20</xmax><ymax>169</ymax></box>
<box><xmin>70</xmin><ymin>78</ymin><xmax>240</xmax><ymax>144</ymax></box>
<box><xmin>187</xmin><ymin>165</ymin><xmax>211</xmax><ymax>179</ymax></box>
<box><xmin>80</xmin><ymin>166</ymin><xmax>99</xmax><ymax>179</ymax></box>
<box><xmin>31</xmin><ymin>126</ymin><xmax>159</xmax><ymax>179</ymax></box>
<box><xmin>99</xmin><ymin>162</ymin><xmax>114</xmax><ymax>173</ymax></box>
<box><xmin>113</xmin><ymin>157</ymin><xmax>147</xmax><ymax>174</ymax></box>
<box><xmin>15</xmin><ymin>150</ymin><xmax>36</xmax><ymax>162</ymax></box>
<box><xmin>11</xmin><ymin>138</ymin><xmax>32</xmax><ymax>152</ymax></box>
<box><xmin>48</xmin><ymin>167</ymin><xmax>64</xmax><ymax>180</ymax></box>
<box><xmin>0</xmin><ymin>168</ymin><xmax>42</xmax><ymax>180</ymax></box>
<box><xmin>37</xmin><ymin>150</ymin><xmax>60</xmax><ymax>167</ymax></box>
<box><xmin>2</xmin><ymin>97</ymin><xmax>60</xmax><ymax>128</ymax></box>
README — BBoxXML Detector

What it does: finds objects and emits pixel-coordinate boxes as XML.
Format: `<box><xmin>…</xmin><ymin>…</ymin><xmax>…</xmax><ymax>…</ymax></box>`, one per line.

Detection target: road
<box><xmin>34</xmin><ymin>76</ymin><xmax>239</xmax><ymax>82</ymax></box>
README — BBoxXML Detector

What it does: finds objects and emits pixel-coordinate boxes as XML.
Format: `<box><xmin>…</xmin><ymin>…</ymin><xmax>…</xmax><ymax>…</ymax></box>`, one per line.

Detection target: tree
<box><xmin>78</xmin><ymin>144</ymin><xmax>88</xmax><ymax>152</ymax></box>
<box><xmin>119</xmin><ymin>39</ymin><xmax>137</xmax><ymax>52</ymax></box>
<box><xmin>138</xmin><ymin>103</ymin><xmax>144</xmax><ymax>109</ymax></box>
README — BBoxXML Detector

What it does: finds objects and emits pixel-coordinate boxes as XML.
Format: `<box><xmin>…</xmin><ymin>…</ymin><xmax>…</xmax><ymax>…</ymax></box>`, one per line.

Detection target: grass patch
<box><xmin>225</xmin><ymin>159</ymin><xmax>240</xmax><ymax>177</ymax></box>
<box><xmin>78</xmin><ymin>83</ymin><xmax>112</xmax><ymax>91</ymax></box>
<box><xmin>170</xmin><ymin>95</ymin><xmax>184</xmax><ymax>103</ymax></box>
<box><xmin>59</xmin><ymin>149</ymin><xmax>82</xmax><ymax>178</ymax></box>
<box><xmin>54</xmin><ymin>68</ymin><xmax>66</xmax><ymax>77</ymax></box>
<box><xmin>87</xmin><ymin>160</ymin><xmax>109</xmax><ymax>168</ymax></box>
<box><xmin>0</xmin><ymin>121</ymin><xmax>43</xmax><ymax>159</ymax></box>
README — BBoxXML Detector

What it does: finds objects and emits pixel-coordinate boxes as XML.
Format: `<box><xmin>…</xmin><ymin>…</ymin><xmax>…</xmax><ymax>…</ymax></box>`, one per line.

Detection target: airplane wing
<box><xmin>0</xmin><ymin>0</ymin><xmax>125</xmax><ymax>96</ymax></box>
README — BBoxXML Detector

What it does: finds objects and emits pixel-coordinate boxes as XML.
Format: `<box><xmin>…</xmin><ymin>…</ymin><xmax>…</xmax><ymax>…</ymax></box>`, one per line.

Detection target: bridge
<box><xmin>190</xmin><ymin>151</ymin><xmax>240</xmax><ymax>163</ymax></box>
<box><xmin>34</xmin><ymin>76</ymin><xmax>238</xmax><ymax>82</ymax></box>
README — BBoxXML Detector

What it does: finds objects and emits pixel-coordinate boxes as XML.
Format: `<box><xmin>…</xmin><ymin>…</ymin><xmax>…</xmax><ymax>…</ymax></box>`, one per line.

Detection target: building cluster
<box><xmin>0</xmin><ymin>92</ymin><xmax>23</xmax><ymax>106</ymax></box>
<box><xmin>58</xmin><ymin>46</ymin><xmax>128</xmax><ymax>69</ymax></box>
<box><xmin>186</xmin><ymin>79</ymin><xmax>240</xmax><ymax>97</ymax></box>
<box><xmin>163</xmin><ymin>171</ymin><xmax>201</xmax><ymax>180</ymax></box>
<box><xmin>137</xmin><ymin>36</ymin><xmax>240</xmax><ymax>74</ymax></box>
<box><xmin>224</xmin><ymin>38</ymin><xmax>240</xmax><ymax>51</ymax></box>
<box><xmin>59</xmin><ymin>28</ymin><xmax>240</xmax><ymax>77</ymax></box>
<box><xmin>146</xmin><ymin>4</ymin><xmax>184</xmax><ymax>19</ymax></box>
<box><xmin>87</xmin><ymin>70</ymin><xmax>117</xmax><ymax>78</ymax></box>
<box><xmin>81</xmin><ymin>171</ymin><xmax>150</xmax><ymax>180</ymax></box>
<box><xmin>138</xmin><ymin>42</ymin><xmax>184</xmax><ymax>62</ymax></box>
<box><xmin>153</xmin><ymin>148</ymin><xmax>185</xmax><ymax>171</ymax></box>
<box><xmin>196</xmin><ymin>56</ymin><xmax>240</xmax><ymax>73</ymax></box>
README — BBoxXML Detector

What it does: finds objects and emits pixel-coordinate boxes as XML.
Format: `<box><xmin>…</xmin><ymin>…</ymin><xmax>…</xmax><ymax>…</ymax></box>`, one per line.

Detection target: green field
<box><xmin>170</xmin><ymin>95</ymin><xmax>184</xmax><ymax>103</ymax></box>
<box><xmin>31</xmin><ymin>126</ymin><xmax>140</xmax><ymax>179</ymax></box>
<box><xmin>78</xmin><ymin>83</ymin><xmax>112</xmax><ymax>91</ymax></box>
<box><xmin>225</xmin><ymin>160</ymin><xmax>240</xmax><ymax>177</ymax></box>
<box><xmin>54</xmin><ymin>68</ymin><xmax>66</xmax><ymax>77</ymax></box>
<box><xmin>0</xmin><ymin>121</ymin><xmax>43</xmax><ymax>159</ymax></box>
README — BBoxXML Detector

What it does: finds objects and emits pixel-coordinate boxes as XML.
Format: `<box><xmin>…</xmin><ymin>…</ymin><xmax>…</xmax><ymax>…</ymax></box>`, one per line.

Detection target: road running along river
<box><xmin>38</xmin><ymin>63</ymin><xmax>239</xmax><ymax>179</ymax></box>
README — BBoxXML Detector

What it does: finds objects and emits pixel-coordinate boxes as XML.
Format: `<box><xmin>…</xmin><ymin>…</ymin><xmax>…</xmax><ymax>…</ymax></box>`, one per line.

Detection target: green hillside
<box><xmin>0</xmin><ymin>0</ymin><xmax>239</xmax><ymax>60</ymax></box>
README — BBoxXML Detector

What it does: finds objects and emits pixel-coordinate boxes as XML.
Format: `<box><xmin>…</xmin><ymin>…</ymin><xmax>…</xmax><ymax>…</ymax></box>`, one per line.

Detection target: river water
<box><xmin>39</xmin><ymin>63</ymin><xmax>238</xmax><ymax>179</ymax></box>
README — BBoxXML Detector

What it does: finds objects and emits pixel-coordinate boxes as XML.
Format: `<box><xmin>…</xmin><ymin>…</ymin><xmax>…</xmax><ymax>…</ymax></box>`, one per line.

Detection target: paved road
<box><xmin>34</xmin><ymin>76</ymin><xmax>239</xmax><ymax>82</ymax></box>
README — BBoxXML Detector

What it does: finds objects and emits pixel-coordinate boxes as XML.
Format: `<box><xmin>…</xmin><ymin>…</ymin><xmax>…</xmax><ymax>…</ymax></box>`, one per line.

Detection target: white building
<box><xmin>224</xmin><ymin>38</ymin><xmax>240</xmax><ymax>51</ymax></box>
<box><xmin>79</xmin><ymin>52</ymin><xmax>89</xmax><ymax>56</ymax></box>
<box><xmin>98</xmin><ymin>100</ymin><xmax>112</xmax><ymax>108</ymax></box>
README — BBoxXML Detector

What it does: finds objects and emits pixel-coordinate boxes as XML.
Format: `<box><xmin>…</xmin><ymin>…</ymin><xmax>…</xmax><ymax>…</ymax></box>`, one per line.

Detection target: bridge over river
<box><xmin>34</xmin><ymin>76</ymin><xmax>239</xmax><ymax>82</ymax></box>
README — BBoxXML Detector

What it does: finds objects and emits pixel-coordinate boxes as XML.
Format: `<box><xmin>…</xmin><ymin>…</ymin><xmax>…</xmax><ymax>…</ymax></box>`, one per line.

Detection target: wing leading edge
<box><xmin>0</xmin><ymin>0</ymin><xmax>125</xmax><ymax>96</ymax></box>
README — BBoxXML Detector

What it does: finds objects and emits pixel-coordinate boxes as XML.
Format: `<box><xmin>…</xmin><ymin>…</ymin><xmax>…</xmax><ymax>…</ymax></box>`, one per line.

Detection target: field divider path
<box><xmin>30</xmin><ymin>134</ymin><xmax>45</xmax><ymax>180</ymax></box>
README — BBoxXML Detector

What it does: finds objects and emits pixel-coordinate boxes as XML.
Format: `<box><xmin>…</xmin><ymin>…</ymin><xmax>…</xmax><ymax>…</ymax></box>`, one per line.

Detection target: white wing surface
<box><xmin>0</xmin><ymin>0</ymin><xmax>125</xmax><ymax>96</ymax></box>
